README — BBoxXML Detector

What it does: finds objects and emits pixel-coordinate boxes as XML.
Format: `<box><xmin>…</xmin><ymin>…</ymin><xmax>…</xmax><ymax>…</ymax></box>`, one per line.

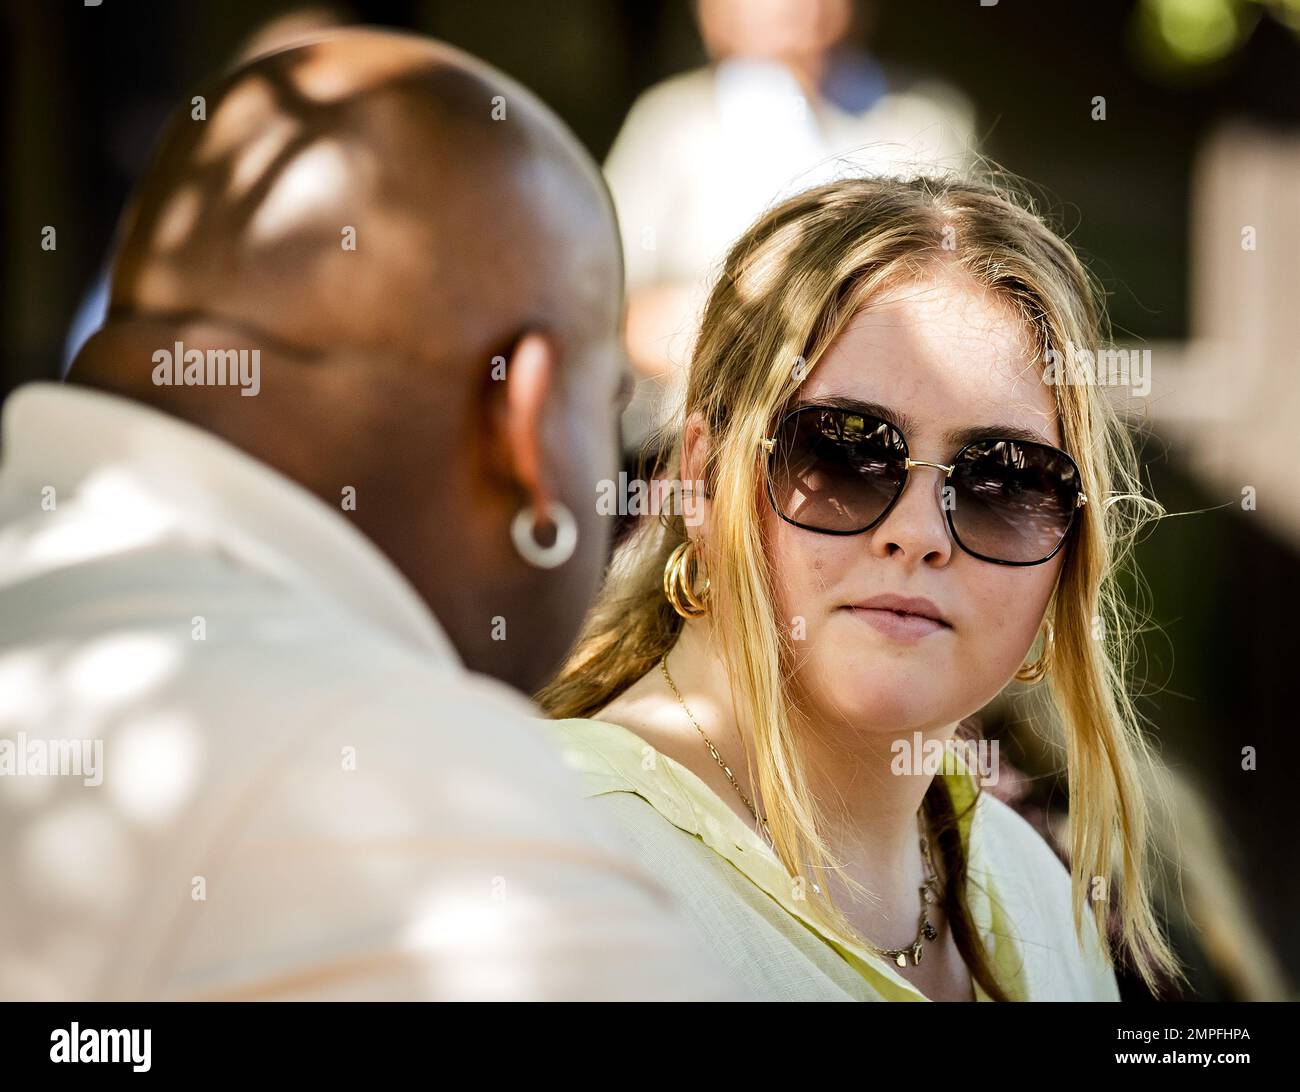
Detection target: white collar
<box><xmin>1</xmin><ymin>382</ymin><xmax>460</xmax><ymax>667</ymax></box>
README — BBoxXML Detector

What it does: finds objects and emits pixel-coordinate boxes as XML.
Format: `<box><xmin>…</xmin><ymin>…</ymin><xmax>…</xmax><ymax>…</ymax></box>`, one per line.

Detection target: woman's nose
<box><xmin>871</xmin><ymin>459</ymin><xmax>955</xmax><ymax>562</ymax></box>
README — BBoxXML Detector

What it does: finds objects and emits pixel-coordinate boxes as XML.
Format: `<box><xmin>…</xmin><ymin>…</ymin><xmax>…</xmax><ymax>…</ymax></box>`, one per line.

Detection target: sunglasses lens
<box><xmin>949</xmin><ymin>440</ymin><xmax>1081</xmax><ymax>563</ymax></box>
<box><xmin>767</xmin><ymin>408</ymin><xmax>907</xmax><ymax>533</ymax></box>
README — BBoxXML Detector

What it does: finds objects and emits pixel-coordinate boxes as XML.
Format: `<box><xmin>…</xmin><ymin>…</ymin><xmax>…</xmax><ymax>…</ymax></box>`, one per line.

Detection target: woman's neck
<box><xmin>663</xmin><ymin>623</ymin><xmax>956</xmax><ymax>916</ymax></box>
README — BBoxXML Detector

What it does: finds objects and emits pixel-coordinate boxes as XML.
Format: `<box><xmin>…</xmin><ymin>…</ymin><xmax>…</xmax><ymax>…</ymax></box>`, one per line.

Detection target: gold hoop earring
<box><xmin>663</xmin><ymin>540</ymin><xmax>711</xmax><ymax>619</ymax></box>
<box><xmin>1015</xmin><ymin>618</ymin><xmax>1055</xmax><ymax>683</ymax></box>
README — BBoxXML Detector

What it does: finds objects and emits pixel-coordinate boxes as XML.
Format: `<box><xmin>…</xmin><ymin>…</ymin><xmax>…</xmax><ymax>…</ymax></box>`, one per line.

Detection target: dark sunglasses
<box><xmin>761</xmin><ymin>403</ymin><xmax>1088</xmax><ymax>566</ymax></box>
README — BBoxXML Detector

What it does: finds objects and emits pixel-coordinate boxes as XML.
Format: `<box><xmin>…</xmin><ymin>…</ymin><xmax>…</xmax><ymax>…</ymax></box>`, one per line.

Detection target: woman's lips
<box><xmin>843</xmin><ymin>606</ymin><xmax>949</xmax><ymax>641</ymax></box>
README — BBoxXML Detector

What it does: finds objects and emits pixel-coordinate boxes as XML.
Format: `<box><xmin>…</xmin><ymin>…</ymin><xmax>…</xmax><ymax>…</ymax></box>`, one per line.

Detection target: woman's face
<box><xmin>761</xmin><ymin>269</ymin><xmax>1067</xmax><ymax>739</ymax></box>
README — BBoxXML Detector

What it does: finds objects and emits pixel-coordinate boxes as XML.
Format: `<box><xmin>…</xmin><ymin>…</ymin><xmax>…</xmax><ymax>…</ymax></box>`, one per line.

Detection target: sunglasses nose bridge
<box><xmin>903</xmin><ymin>457</ymin><xmax>955</xmax><ymax>476</ymax></box>
<box><xmin>887</xmin><ymin>457</ymin><xmax>958</xmax><ymax>549</ymax></box>
<box><xmin>895</xmin><ymin>459</ymin><xmax>960</xmax><ymax>543</ymax></box>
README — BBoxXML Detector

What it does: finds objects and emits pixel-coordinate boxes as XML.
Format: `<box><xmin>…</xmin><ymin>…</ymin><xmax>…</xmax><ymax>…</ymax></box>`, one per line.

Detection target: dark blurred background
<box><xmin>4</xmin><ymin>0</ymin><xmax>1297</xmax><ymax>1000</ymax></box>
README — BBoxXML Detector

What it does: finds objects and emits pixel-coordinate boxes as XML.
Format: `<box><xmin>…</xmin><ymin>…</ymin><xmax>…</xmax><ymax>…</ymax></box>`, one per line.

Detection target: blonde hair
<box><xmin>538</xmin><ymin>171</ymin><xmax>1182</xmax><ymax>997</ymax></box>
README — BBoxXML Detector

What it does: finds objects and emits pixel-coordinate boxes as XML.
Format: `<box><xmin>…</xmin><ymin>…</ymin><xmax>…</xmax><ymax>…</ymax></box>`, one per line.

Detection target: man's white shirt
<box><xmin>0</xmin><ymin>382</ymin><xmax>742</xmax><ymax>1000</ymax></box>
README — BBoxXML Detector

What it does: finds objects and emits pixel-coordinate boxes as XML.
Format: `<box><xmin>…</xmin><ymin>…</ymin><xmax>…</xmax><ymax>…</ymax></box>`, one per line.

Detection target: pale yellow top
<box><xmin>543</xmin><ymin>717</ymin><xmax>1122</xmax><ymax>1002</ymax></box>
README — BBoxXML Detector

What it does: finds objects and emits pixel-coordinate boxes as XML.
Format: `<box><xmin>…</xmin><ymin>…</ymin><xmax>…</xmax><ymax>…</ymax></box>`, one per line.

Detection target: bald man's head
<box><xmin>71</xmin><ymin>29</ymin><xmax>631</xmax><ymax>692</ymax></box>
<box><xmin>93</xmin><ymin>29</ymin><xmax>620</xmax><ymax>381</ymax></box>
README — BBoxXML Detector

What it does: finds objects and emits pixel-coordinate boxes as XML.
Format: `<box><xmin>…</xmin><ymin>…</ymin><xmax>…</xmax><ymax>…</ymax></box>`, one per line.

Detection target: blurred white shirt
<box><xmin>0</xmin><ymin>381</ymin><xmax>744</xmax><ymax>1001</ymax></box>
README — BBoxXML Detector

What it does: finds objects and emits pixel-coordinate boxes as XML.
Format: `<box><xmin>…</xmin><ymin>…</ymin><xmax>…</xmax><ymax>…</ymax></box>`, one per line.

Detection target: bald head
<box><xmin>71</xmin><ymin>29</ymin><xmax>630</xmax><ymax>691</ymax></box>
<box><xmin>91</xmin><ymin>29</ymin><xmax>618</xmax><ymax>378</ymax></box>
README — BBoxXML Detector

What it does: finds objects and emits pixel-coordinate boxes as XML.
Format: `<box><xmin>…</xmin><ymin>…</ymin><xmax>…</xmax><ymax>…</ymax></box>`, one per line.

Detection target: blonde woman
<box><xmin>537</xmin><ymin>174</ymin><xmax>1182</xmax><ymax>1002</ymax></box>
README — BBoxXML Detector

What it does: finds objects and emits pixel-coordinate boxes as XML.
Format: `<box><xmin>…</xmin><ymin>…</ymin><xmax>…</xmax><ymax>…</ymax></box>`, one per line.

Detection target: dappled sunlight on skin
<box><xmin>127</xmin><ymin>34</ymin><xmax>505</xmax><ymax>319</ymax></box>
<box><xmin>133</xmin><ymin>263</ymin><xmax>186</xmax><ymax>312</ymax></box>
<box><xmin>110</xmin><ymin>43</ymin><xmax>476</xmax><ymax>354</ymax></box>
<box><xmin>226</xmin><ymin>113</ymin><xmax>304</xmax><ymax>202</ymax></box>
<box><xmin>92</xmin><ymin>25</ymin><xmax>622</xmax><ymax>409</ymax></box>
<box><xmin>194</xmin><ymin>75</ymin><xmax>279</xmax><ymax>166</ymax></box>
<box><xmin>290</xmin><ymin>33</ymin><xmax>448</xmax><ymax>103</ymax></box>
<box><xmin>249</xmin><ymin>139</ymin><xmax>363</xmax><ymax>245</ymax></box>
<box><xmin>151</xmin><ymin>185</ymin><xmax>203</xmax><ymax>253</ymax></box>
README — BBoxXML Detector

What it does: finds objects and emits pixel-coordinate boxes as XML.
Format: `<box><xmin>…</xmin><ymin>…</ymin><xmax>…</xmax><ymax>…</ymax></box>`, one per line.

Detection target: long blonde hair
<box><xmin>539</xmin><ymin>172</ymin><xmax>1182</xmax><ymax>996</ymax></box>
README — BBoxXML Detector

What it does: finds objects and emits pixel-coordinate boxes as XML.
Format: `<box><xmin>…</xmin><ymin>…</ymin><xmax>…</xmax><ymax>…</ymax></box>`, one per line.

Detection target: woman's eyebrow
<box><xmin>791</xmin><ymin>395</ymin><xmax>1054</xmax><ymax>448</ymax></box>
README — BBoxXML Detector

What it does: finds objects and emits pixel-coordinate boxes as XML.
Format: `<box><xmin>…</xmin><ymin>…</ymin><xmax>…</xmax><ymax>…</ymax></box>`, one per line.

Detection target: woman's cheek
<box><xmin>965</xmin><ymin>574</ymin><xmax>1057</xmax><ymax>686</ymax></box>
<box><xmin>768</xmin><ymin>522</ymin><xmax>820</xmax><ymax>623</ymax></box>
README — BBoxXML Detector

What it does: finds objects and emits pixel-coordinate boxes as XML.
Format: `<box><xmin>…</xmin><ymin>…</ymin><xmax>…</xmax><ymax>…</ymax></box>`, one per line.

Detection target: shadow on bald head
<box><xmin>70</xmin><ymin>29</ymin><xmax>628</xmax><ymax>692</ymax></box>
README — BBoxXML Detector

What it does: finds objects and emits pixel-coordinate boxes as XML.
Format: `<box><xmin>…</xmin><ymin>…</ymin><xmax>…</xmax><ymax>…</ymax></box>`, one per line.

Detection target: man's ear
<box><xmin>489</xmin><ymin>331</ymin><xmax>556</xmax><ymax>513</ymax></box>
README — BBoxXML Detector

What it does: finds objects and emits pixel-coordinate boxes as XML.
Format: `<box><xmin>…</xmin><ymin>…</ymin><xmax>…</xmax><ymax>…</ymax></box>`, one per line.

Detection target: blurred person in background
<box><xmin>0</xmin><ymin>28</ymin><xmax>742</xmax><ymax>1002</ymax></box>
<box><xmin>605</xmin><ymin>0</ymin><xmax>978</xmax><ymax>464</ymax></box>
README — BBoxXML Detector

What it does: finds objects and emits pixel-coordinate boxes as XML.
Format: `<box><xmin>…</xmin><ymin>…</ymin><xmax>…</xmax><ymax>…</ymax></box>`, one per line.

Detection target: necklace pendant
<box><xmin>912</xmin><ymin>942</ymin><xmax>924</xmax><ymax>965</ymax></box>
<box><xmin>895</xmin><ymin>952</ymin><xmax>907</xmax><ymax>968</ymax></box>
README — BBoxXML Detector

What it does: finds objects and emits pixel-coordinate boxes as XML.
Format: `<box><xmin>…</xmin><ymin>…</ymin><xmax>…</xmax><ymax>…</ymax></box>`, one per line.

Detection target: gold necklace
<box><xmin>658</xmin><ymin>652</ymin><xmax>770</xmax><ymax>841</ymax></box>
<box><xmin>658</xmin><ymin>651</ymin><xmax>942</xmax><ymax>967</ymax></box>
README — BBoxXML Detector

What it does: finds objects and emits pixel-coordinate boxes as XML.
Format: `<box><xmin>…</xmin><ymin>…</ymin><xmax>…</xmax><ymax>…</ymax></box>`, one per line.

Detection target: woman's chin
<box><xmin>801</xmin><ymin>674</ymin><xmax>947</xmax><ymax>735</ymax></box>
<box><xmin>814</xmin><ymin>646</ymin><xmax>945</xmax><ymax>690</ymax></box>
